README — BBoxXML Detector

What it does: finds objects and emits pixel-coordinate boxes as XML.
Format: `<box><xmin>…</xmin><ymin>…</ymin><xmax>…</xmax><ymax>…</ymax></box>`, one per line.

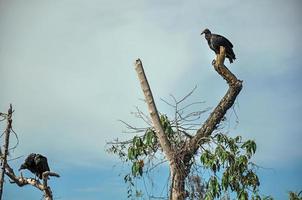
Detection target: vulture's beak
<box><xmin>200</xmin><ymin>31</ymin><xmax>204</xmax><ymax>35</ymax></box>
<box><xmin>19</xmin><ymin>165</ymin><xmax>24</xmax><ymax>171</ymax></box>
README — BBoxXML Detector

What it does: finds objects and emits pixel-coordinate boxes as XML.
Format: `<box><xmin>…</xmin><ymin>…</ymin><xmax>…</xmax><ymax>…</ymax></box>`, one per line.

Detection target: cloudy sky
<box><xmin>0</xmin><ymin>0</ymin><xmax>301</xmax><ymax>199</ymax></box>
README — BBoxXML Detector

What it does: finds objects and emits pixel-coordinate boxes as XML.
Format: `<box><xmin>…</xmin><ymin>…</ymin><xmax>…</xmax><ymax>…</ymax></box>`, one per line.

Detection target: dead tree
<box><xmin>0</xmin><ymin>105</ymin><xmax>60</xmax><ymax>200</ymax></box>
<box><xmin>134</xmin><ymin>46</ymin><xmax>242</xmax><ymax>200</ymax></box>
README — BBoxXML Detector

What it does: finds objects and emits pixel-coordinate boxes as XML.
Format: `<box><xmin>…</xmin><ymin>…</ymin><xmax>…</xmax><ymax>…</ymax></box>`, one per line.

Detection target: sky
<box><xmin>0</xmin><ymin>0</ymin><xmax>301</xmax><ymax>199</ymax></box>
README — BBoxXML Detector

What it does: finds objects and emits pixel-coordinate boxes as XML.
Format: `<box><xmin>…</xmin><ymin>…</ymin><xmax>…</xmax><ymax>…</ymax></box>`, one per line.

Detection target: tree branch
<box><xmin>188</xmin><ymin>46</ymin><xmax>243</xmax><ymax>155</ymax></box>
<box><xmin>4</xmin><ymin>163</ymin><xmax>60</xmax><ymax>200</ymax></box>
<box><xmin>134</xmin><ymin>59</ymin><xmax>175</xmax><ymax>164</ymax></box>
<box><xmin>0</xmin><ymin>104</ymin><xmax>13</xmax><ymax>200</ymax></box>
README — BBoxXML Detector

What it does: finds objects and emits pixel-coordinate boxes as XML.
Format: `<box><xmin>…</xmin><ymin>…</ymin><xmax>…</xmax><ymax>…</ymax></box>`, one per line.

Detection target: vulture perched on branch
<box><xmin>19</xmin><ymin>153</ymin><xmax>50</xmax><ymax>179</ymax></box>
<box><xmin>201</xmin><ymin>28</ymin><xmax>236</xmax><ymax>63</ymax></box>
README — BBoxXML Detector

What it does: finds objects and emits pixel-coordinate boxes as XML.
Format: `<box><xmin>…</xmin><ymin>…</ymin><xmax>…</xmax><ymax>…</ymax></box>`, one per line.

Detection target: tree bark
<box><xmin>0</xmin><ymin>104</ymin><xmax>13</xmax><ymax>200</ymax></box>
<box><xmin>170</xmin><ymin>167</ymin><xmax>186</xmax><ymax>200</ymax></box>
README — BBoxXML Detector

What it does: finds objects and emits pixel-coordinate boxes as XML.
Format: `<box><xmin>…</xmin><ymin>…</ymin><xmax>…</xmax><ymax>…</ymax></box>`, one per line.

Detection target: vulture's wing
<box><xmin>24</xmin><ymin>153</ymin><xmax>36</xmax><ymax>171</ymax></box>
<box><xmin>212</xmin><ymin>34</ymin><xmax>233</xmax><ymax>48</ymax></box>
<box><xmin>35</xmin><ymin>154</ymin><xmax>50</xmax><ymax>178</ymax></box>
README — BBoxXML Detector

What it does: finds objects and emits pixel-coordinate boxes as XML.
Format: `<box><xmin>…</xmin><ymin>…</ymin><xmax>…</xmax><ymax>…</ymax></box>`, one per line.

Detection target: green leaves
<box><xmin>221</xmin><ymin>171</ymin><xmax>229</xmax><ymax>191</ymax></box>
<box><xmin>110</xmin><ymin>109</ymin><xmax>271</xmax><ymax>200</ymax></box>
<box><xmin>160</xmin><ymin>114</ymin><xmax>174</xmax><ymax>138</ymax></box>
<box><xmin>133</xmin><ymin>136</ymin><xmax>143</xmax><ymax>148</ymax></box>
<box><xmin>241</xmin><ymin>140</ymin><xmax>257</xmax><ymax>158</ymax></box>
<box><xmin>144</xmin><ymin>129</ymin><xmax>156</xmax><ymax>147</ymax></box>
<box><xmin>201</xmin><ymin>134</ymin><xmax>263</xmax><ymax>200</ymax></box>
<box><xmin>131</xmin><ymin>160</ymin><xmax>144</xmax><ymax>177</ymax></box>
<box><xmin>206</xmin><ymin>176</ymin><xmax>221</xmax><ymax>199</ymax></box>
<box><xmin>129</xmin><ymin>137</ymin><xmax>145</xmax><ymax>177</ymax></box>
<box><xmin>239</xmin><ymin>190</ymin><xmax>248</xmax><ymax>200</ymax></box>
<box><xmin>127</xmin><ymin>137</ymin><xmax>144</xmax><ymax>161</ymax></box>
<box><xmin>126</xmin><ymin>114</ymin><xmax>176</xmax><ymax>179</ymax></box>
<box><xmin>201</xmin><ymin>150</ymin><xmax>220</xmax><ymax>173</ymax></box>
<box><xmin>127</xmin><ymin>130</ymin><xmax>157</xmax><ymax>162</ymax></box>
<box><xmin>127</xmin><ymin>146</ymin><xmax>135</xmax><ymax>160</ymax></box>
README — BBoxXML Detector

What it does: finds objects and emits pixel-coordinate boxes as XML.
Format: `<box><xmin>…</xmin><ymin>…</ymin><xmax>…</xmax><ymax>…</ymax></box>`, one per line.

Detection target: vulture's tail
<box><xmin>226</xmin><ymin>47</ymin><xmax>236</xmax><ymax>63</ymax></box>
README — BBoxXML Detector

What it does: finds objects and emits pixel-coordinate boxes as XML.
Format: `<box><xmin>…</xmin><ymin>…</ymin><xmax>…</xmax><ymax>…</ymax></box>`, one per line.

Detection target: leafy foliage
<box><xmin>108</xmin><ymin>112</ymin><xmax>270</xmax><ymax>199</ymax></box>
<box><xmin>107</xmin><ymin>115</ymin><xmax>175</xmax><ymax>198</ymax></box>
<box><xmin>200</xmin><ymin>132</ymin><xmax>267</xmax><ymax>200</ymax></box>
<box><xmin>108</xmin><ymin>115</ymin><xmax>180</xmax><ymax>179</ymax></box>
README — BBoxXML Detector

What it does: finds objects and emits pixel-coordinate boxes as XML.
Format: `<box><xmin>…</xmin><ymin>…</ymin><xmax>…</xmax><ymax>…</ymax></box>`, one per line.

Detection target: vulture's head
<box><xmin>19</xmin><ymin>163</ymin><xmax>27</xmax><ymax>171</ymax></box>
<box><xmin>201</xmin><ymin>28</ymin><xmax>211</xmax><ymax>35</ymax></box>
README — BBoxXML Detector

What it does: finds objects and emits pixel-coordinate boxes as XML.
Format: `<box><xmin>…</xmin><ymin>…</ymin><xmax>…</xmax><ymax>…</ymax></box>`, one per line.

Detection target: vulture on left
<box><xmin>19</xmin><ymin>153</ymin><xmax>50</xmax><ymax>179</ymax></box>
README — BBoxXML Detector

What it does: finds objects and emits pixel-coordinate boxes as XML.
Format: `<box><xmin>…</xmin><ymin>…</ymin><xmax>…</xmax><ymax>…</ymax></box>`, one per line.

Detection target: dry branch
<box><xmin>5</xmin><ymin>163</ymin><xmax>60</xmax><ymax>200</ymax></box>
<box><xmin>0</xmin><ymin>104</ymin><xmax>13</xmax><ymax>200</ymax></box>
<box><xmin>134</xmin><ymin>59</ymin><xmax>175</xmax><ymax>164</ymax></box>
<box><xmin>188</xmin><ymin>46</ymin><xmax>242</xmax><ymax>156</ymax></box>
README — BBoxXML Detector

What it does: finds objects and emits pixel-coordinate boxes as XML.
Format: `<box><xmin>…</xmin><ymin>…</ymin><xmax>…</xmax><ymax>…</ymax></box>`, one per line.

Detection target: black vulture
<box><xmin>201</xmin><ymin>28</ymin><xmax>236</xmax><ymax>63</ymax></box>
<box><xmin>19</xmin><ymin>153</ymin><xmax>50</xmax><ymax>179</ymax></box>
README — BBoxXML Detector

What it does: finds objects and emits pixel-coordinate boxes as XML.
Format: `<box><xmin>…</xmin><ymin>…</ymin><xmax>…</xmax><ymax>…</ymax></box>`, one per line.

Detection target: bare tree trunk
<box><xmin>0</xmin><ymin>104</ymin><xmax>13</xmax><ymax>200</ymax></box>
<box><xmin>134</xmin><ymin>59</ymin><xmax>175</xmax><ymax>163</ymax></box>
<box><xmin>170</xmin><ymin>167</ymin><xmax>186</xmax><ymax>200</ymax></box>
<box><xmin>135</xmin><ymin>60</ymin><xmax>185</xmax><ymax>200</ymax></box>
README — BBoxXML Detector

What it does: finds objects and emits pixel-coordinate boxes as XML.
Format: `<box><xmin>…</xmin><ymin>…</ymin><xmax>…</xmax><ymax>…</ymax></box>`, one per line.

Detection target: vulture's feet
<box><xmin>30</xmin><ymin>177</ymin><xmax>38</xmax><ymax>183</ymax></box>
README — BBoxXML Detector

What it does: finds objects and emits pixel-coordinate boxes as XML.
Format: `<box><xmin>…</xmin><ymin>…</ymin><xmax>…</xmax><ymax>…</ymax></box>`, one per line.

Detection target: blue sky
<box><xmin>0</xmin><ymin>0</ymin><xmax>301</xmax><ymax>199</ymax></box>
